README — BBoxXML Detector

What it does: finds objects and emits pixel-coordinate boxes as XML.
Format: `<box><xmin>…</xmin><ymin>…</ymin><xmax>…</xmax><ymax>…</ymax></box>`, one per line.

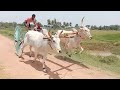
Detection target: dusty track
<box><xmin>0</xmin><ymin>34</ymin><xmax>119</xmax><ymax>79</ymax></box>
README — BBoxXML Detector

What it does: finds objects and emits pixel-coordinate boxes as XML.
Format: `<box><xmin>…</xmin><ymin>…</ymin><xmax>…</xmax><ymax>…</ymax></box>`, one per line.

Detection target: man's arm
<box><xmin>33</xmin><ymin>19</ymin><xmax>37</xmax><ymax>26</ymax></box>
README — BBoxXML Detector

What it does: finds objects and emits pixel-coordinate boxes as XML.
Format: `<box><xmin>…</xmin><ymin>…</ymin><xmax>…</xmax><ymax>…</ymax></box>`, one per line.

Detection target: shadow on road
<box><xmin>21</xmin><ymin>51</ymin><xmax>89</xmax><ymax>79</ymax></box>
<box><xmin>54</xmin><ymin>55</ymin><xmax>89</xmax><ymax>69</ymax></box>
<box><xmin>21</xmin><ymin>60</ymin><xmax>61</xmax><ymax>79</ymax></box>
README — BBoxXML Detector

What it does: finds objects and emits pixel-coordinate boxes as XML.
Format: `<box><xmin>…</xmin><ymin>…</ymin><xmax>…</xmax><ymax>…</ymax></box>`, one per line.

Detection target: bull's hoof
<box><xmin>79</xmin><ymin>51</ymin><xmax>83</xmax><ymax>54</ymax></box>
<box><xmin>19</xmin><ymin>59</ymin><xmax>24</xmax><ymax>62</ymax></box>
<box><xmin>74</xmin><ymin>52</ymin><xmax>78</xmax><ymax>54</ymax></box>
<box><xmin>31</xmin><ymin>60</ymin><xmax>35</xmax><ymax>63</ymax></box>
<box><xmin>18</xmin><ymin>55</ymin><xmax>22</xmax><ymax>58</ymax></box>
<box><xmin>75</xmin><ymin>52</ymin><xmax>80</xmax><ymax>54</ymax></box>
<box><xmin>66</xmin><ymin>52</ymin><xmax>68</xmax><ymax>54</ymax></box>
<box><xmin>43</xmin><ymin>68</ymin><xmax>47</xmax><ymax>73</ymax></box>
<box><xmin>68</xmin><ymin>55</ymin><xmax>71</xmax><ymax>57</ymax></box>
<box><xmin>48</xmin><ymin>53</ymin><xmax>52</xmax><ymax>55</ymax></box>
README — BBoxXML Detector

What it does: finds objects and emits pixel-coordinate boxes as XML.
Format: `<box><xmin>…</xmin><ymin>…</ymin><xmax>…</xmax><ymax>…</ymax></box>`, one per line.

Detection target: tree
<box><xmin>98</xmin><ymin>26</ymin><xmax>102</xmax><ymax>30</ymax></box>
<box><xmin>70</xmin><ymin>22</ymin><xmax>72</xmax><ymax>27</ymax></box>
<box><xmin>86</xmin><ymin>25</ymin><xmax>90</xmax><ymax>29</ymax></box>
<box><xmin>63</xmin><ymin>22</ymin><xmax>66</xmax><ymax>26</ymax></box>
<box><xmin>90</xmin><ymin>25</ymin><xmax>98</xmax><ymax>30</ymax></box>
<box><xmin>47</xmin><ymin>19</ymin><xmax>51</xmax><ymax>25</ymax></box>
<box><xmin>51</xmin><ymin>20</ymin><xmax>54</xmax><ymax>25</ymax></box>
<box><xmin>54</xmin><ymin>19</ymin><xmax>57</xmax><ymax>25</ymax></box>
<box><xmin>59</xmin><ymin>22</ymin><xmax>62</xmax><ymax>26</ymax></box>
<box><xmin>75</xmin><ymin>24</ymin><xmax>79</xmax><ymax>28</ymax></box>
<box><xmin>66</xmin><ymin>22</ymin><xmax>69</xmax><ymax>27</ymax></box>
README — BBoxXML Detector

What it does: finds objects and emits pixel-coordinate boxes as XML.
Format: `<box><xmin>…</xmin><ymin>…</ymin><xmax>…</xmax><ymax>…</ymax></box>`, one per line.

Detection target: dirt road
<box><xmin>0</xmin><ymin>34</ymin><xmax>119</xmax><ymax>79</ymax></box>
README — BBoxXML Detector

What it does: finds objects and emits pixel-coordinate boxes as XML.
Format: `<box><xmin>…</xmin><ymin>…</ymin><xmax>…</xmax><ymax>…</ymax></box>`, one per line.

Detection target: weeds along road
<box><xmin>0</xmin><ymin>34</ymin><xmax>118</xmax><ymax>79</ymax></box>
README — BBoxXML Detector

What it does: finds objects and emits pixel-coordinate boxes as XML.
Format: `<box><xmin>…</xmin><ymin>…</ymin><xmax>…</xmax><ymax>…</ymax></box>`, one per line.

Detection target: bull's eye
<box><xmin>53</xmin><ymin>40</ymin><xmax>55</xmax><ymax>43</ymax></box>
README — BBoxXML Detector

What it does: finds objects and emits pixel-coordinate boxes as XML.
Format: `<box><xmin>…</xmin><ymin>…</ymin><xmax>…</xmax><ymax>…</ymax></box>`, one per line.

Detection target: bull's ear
<box><xmin>79</xmin><ymin>28</ymin><xmax>83</xmax><ymax>32</ymax></box>
<box><xmin>76</xmin><ymin>31</ymin><xmax>79</xmax><ymax>35</ymax></box>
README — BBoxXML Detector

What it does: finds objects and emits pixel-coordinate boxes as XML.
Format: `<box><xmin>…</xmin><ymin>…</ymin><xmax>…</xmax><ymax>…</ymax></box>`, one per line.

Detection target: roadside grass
<box><xmin>0</xmin><ymin>29</ymin><xmax>14</xmax><ymax>40</ymax></box>
<box><xmin>60</xmin><ymin>50</ymin><xmax>120</xmax><ymax>74</ymax></box>
<box><xmin>81</xmin><ymin>30</ymin><xmax>120</xmax><ymax>55</ymax></box>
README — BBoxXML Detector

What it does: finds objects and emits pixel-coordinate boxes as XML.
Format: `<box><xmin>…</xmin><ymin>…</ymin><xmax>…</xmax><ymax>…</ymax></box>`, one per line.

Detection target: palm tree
<box><xmin>63</xmin><ymin>22</ymin><xmax>66</xmax><ymax>26</ymax></box>
<box><xmin>54</xmin><ymin>19</ymin><xmax>57</xmax><ymax>25</ymax></box>
<box><xmin>51</xmin><ymin>20</ymin><xmax>54</xmax><ymax>25</ymax></box>
<box><xmin>47</xmin><ymin>19</ymin><xmax>51</xmax><ymax>25</ymax></box>
<box><xmin>75</xmin><ymin>24</ymin><xmax>79</xmax><ymax>28</ymax></box>
<box><xmin>70</xmin><ymin>22</ymin><xmax>72</xmax><ymax>27</ymax></box>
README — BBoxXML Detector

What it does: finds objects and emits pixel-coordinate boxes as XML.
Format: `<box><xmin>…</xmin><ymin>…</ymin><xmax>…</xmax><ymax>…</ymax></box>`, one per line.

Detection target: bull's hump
<box><xmin>27</xmin><ymin>31</ymin><xmax>44</xmax><ymax>38</ymax></box>
<box><xmin>28</xmin><ymin>31</ymin><xmax>42</xmax><ymax>35</ymax></box>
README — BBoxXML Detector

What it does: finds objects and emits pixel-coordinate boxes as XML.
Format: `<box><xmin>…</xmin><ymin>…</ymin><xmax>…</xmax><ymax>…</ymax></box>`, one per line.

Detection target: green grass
<box><xmin>61</xmin><ymin>51</ymin><xmax>120</xmax><ymax>74</ymax></box>
<box><xmin>0</xmin><ymin>29</ymin><xmax>15</xmax><ymax>40</ymax></box>
<box><xmin>0</xmin><ymin>28</ymin><xmax>27</xmax><ymax>40</ymax></box>
<box><xmin>81</xmin><ymin>30</ymin><xmax>120</xmax><ymax>55</ymax></box>
<box><xmin>91</xmin><ymin>30</ymin><xmax>120</xmax><ymax>42</ymax></box>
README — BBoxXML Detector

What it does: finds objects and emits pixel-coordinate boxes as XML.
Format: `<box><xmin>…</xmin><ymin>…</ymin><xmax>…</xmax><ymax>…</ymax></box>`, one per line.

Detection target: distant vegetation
<box><xmin>0</xmin><ymin>19</ymin><xmax>120</xmax><ymax>30</ymax></box>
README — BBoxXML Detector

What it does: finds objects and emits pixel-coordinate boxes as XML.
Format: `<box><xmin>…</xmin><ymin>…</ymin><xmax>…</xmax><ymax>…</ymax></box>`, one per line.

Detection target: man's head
<box><xmin>32</xmin><ymin>14</ymin><xmax>36</xmax><ymax>19</ymax></box>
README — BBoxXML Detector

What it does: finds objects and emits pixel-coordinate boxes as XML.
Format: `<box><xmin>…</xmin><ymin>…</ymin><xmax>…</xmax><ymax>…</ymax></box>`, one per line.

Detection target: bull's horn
<box><xmin>80</xmin><ymin>16</ymin><xmax>85</xmax><ymax>27</ymax></box>
<box><xmin>43</xmin><ymin>37</ymin><xmax>49</xmax><ymax>39</ymax></box>
<box><xmin>48</xmin><ymin>30</ymin><xmax>52</xmax><ymax>38</ymax></box>
<box><xmin>43</xmin><ymin>37</ymin><xmax>51</xmax><ymax>41</ymax></box>
<box><xmin>59</xmin><ymin>30</ymin><xmax>63</xmax><ymax>37</ymax></box>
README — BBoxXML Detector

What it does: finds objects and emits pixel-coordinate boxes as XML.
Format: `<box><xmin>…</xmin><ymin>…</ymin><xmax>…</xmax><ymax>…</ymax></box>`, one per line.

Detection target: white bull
<box><xmin>20</xmin><ymin>29</ymin><xmax>62</xmax><ymax>72</ymax></box>
<box><xmin>56</xmin><ymin>29</ymin><xmax>84</xmax><ymax>57</ymax></box>
<box><xmin>56</xmin><ymin>17</ymin><xmax>92</xmax><ymax>57</ymax></box>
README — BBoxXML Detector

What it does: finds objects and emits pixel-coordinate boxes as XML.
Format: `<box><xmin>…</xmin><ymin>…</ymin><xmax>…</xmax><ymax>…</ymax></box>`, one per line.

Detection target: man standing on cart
<box><xmin>24</xmin><ymin>14</ymin><xmax>48</xmax><ymax>37</ymax></box>
<box><xmin>24</xmin><ymin>14</ymin><xmax>37</xmax><ymax>31</ymax></box>
<box><xmin>24</xmin><ymin>14</ymin><xmax>44</xmax><ymax>32</ymax></box>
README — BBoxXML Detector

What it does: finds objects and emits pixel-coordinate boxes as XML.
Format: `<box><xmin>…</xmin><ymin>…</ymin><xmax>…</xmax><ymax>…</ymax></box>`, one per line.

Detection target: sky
<box><xmin>0</xmin><ymin>11</ymin><xmax>120</xmax><ymax>26</ymax></box>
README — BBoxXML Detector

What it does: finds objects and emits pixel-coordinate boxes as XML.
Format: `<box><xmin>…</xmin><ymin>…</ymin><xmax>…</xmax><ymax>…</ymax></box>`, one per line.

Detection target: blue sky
<box><xmin>0</xmin><ymin>11</ymin><xmax>120</xmax><ymax>26</ymax></box>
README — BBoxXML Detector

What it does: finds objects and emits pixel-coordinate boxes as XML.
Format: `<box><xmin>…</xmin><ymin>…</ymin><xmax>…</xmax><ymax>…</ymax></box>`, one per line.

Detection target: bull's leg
<box><xmin>66</xmin><ymin>43</ymin><xmax>72</xmax><ymax>57</ymax></box>
<box><xmin>19</xmin><ymin>36</ymin><xmax>28</xmax><ymax>58</ymax></box>
<box><xmin>74</xmin><ymin>47</ymin><xmax>80</xmax><ymax>54</ymax></box>
<box><xmin>32</xmin><ymin>48</ymin><xmax>38</xmax><ymax>63</ymax></box>
<box><xmin>29</xmin><ymin>45</ymin><xmax>32</xmax><ymax>57</ymax></box>
<box><xmin>79</xmin><ymin>44</ymin><xmax>84</xmax><ymax>54</ymax></box>
<box><xmin>64</xmin><ymin>42</ymin><xmax>69</xmax><ymax>54</ymax></box>
<box><xmin>19</xmin><ymin>42</ymin><xmax>28</xmax><ymax>62</ymax></box>
<box><xmin>19</xmin><ymin>42</ymin><xmax>27</xmax><ymax>58</ymax></box>
<box><xmin>42</xmin><ymin>53</ymin><xmax>47</xmax><ymax>73</ymax></box>
<box><xmin>42</xmin><ymin>57</ymin><xmax>47</xmax><ymax>72</ymax></box>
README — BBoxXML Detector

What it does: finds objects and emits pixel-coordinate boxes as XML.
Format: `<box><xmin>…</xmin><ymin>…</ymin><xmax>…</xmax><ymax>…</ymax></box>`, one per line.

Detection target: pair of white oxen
<box><xmin>19</xmin><ymin>20</ymin><xmax>92</xmax><ymax>73</ymax></box>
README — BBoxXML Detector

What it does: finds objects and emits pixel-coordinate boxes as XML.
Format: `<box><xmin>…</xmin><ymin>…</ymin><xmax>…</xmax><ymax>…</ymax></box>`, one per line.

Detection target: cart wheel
<box><xmin>14</xmin><ymin>26</ymin><xmax>23</xmax><ymax>57</ymax></box>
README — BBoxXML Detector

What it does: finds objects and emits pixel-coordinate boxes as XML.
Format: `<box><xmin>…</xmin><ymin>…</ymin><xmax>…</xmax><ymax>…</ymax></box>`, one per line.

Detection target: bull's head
<box><xmin>78</xmin><ymin>17</ymin><xmax>92</xmax><ymax>40</ymax></box>
<box><xmin>47</xmin><ymin>30</ymin><xmax>62</xmax><ymax>53</ymax></box>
